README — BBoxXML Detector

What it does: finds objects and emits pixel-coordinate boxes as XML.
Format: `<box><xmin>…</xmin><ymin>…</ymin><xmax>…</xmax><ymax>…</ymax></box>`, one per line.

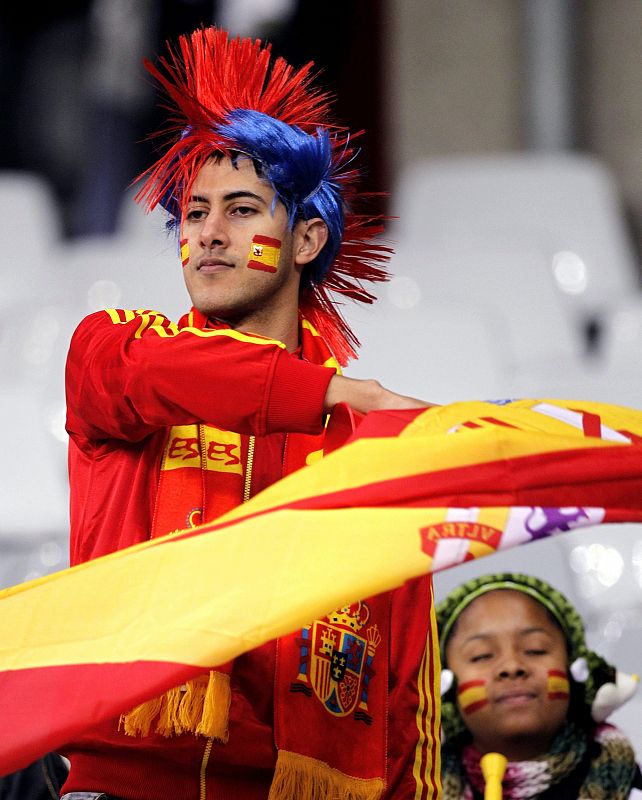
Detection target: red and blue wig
<box><xmin>135</xmin><ymin>26</ymin><xmax>390</xmax><ymax>363</ymax></box>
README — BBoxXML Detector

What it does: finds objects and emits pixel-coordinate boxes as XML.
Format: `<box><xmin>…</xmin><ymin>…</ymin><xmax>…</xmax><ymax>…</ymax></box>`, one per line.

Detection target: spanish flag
<box><xmin>180</xmin><ymin>238</ymin><xmax>189</xmax><ymax>267</ymax></box>
<box><xmin>547</xmin><ymin>669</ymin><xmax>570</xmax><ymax>700</ymax></box>
<box><xmin>247</xmin><ymin>234</ymin><xmax>281</xmax><ymax>272</ymax></box>
<box><xmin>457</xmin><ymin>680</ymin><xmax>489</xmax><ymax>715</ymax></box>
<box><xmin>2</xmin><ymin>398</ymin><xmax>642</xmax><ymax>775</ymax></box>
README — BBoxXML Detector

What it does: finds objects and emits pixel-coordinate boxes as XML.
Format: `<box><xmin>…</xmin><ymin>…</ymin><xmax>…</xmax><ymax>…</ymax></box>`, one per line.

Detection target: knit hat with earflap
<box><xmin>436</xmin><ymin>572</ymin><xmax>636</xmax><ymax>746</ymax></box>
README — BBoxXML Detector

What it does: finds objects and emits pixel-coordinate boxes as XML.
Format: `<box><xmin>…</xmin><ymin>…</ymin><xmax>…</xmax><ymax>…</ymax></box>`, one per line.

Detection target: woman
<box><xmin>436</xmin><ymin>572</ymin><xmax>642</xmax><ymax>799</ymax></box>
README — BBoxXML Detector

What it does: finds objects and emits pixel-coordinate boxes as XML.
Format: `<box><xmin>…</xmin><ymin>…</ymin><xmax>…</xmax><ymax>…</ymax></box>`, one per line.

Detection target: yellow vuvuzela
<box><xmin>481</xmin><ymin>752</ymin><xmax>508</xmax><ymax>800</ymax></box>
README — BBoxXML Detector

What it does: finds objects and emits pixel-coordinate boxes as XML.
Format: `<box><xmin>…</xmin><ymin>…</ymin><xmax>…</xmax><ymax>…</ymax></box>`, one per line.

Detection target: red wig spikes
<box><xmin>135</xmin><ymin>26</ymin><xmax>390</xmax><ymax>365</ymax></box>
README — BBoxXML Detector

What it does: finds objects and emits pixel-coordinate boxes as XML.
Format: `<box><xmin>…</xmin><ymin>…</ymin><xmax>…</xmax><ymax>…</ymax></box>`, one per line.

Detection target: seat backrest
<box><xmin>378</xmin><ymin>234</ymin><xmax>582</xmax><ymax>376</ymax></box>
<box><xmin>391</xmin><ymin>153</ymin><xmax>641</xmax><ymax>340</ymax></box>
<box><xmin>56</xmin><ymin>232</ymin><xmax>188</xmax><ymax>323</ymax></box>
<box><xmin>0</xmin><ymin>170</ymin><xmax>64</xmax><ymax>313</ymax></box>
<box><xmin>115</xmin><ymin>185</ymin><xmax>173</xmax><ymax>243</ymax></box>
<box><xmin>342</xmin><ymin>246</ymin><xmax>509</xmax><ymax>404</ymax></box>
<box><xmin>0</xmin><ymin>388</ymin><xmax>69</xmax><ymax>538</ymax></box>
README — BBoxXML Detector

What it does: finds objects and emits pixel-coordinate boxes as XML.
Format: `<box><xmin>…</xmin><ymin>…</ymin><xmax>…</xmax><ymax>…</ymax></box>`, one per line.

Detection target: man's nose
<box><xmin>199</xmin><ymin>212</ymin><xmax>229</xmax><ymax>249</ymax></box>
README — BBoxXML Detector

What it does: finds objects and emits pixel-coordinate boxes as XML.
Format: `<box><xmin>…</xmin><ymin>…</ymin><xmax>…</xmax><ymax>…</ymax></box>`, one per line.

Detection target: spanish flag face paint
<box><xmin>247</xmin><ymin>235</ymin><xmax>281</xmax><ymax>273</ymax></box>
<box><xmin>546</xmin><ymin>669</ymin><xmax>570</xmax><ymax>700</ymax></box>
<box><xmin>180</xmin><ymin>239</ymin><xmax>190</xmax><ymax>268</ymax></box>
<box><xmin>457</xmin><ymin>679</ymin><xmax>489</xmax><ymax>715</ymax></box>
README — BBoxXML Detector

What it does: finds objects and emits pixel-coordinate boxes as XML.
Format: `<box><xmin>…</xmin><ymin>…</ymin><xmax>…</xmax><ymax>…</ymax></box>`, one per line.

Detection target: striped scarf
<box><xmin>119</xmin><ymin>311</ymin><xmax>338</xmax><ymax>745</ymax></box>
<box><xmin>442</xmin><ymin>721</ymin><xmax>637</xmax><ymax>799</ymax></box>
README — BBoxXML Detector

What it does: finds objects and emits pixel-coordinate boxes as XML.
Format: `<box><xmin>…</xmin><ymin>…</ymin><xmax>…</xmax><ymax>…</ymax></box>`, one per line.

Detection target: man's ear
<box><xmin>293</xmin><ymin>218</ymin><xmax>329</xmax><ymax>266</ymax></box>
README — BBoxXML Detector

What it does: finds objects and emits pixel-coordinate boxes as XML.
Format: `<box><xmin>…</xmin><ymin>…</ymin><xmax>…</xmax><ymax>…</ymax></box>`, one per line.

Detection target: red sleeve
<box><xmin>65</xmin><ymin>309</ymin><xmax>335</xmax><ymax>443</ymax></box>
<box><xmin>386</xmin><ymin>575</ymin><xmax>442</xmax><ymax>799</ymax></box>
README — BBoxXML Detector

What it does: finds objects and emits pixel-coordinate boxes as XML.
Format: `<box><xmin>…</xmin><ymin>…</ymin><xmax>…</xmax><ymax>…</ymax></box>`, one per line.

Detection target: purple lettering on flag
<box><xmin>525</xmin><ymin>507</ymin><xmax>590</xmax><ymax>539</ymax></box>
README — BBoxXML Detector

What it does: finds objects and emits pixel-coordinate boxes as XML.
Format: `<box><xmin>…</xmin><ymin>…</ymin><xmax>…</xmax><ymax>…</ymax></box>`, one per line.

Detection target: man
<box><xmin>61</xmin><ymin>27</ymin><xmax>440</xmax><ymax>799</ymax></box>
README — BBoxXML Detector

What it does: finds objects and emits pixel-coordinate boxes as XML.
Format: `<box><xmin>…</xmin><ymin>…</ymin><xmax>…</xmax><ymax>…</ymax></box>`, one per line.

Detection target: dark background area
<box><xmin>0</xmin><ymin>0</ymin><xmax>387</xmax><ymax>238</ymax></box>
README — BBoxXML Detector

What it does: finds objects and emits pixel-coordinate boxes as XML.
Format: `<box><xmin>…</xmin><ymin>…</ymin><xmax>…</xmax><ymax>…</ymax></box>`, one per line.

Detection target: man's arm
<box><xmin>66</xmin><ymin>310</ymin><xmax>435</xmax><ymax>446</ymax></box>
<box><xmin>323</xmin><ymin>374</ymin><xmax>436</xmax><ymax>415</ymax></box>
<box><xmin>65</xmin><ymin>310</ymin><xmax>334</xmax><ymax>443</ymax></box>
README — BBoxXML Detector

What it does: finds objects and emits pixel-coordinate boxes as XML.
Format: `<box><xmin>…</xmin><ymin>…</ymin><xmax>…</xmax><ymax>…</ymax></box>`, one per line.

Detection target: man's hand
<box><xmin>323</xmin><ymin>374</ymin><xmax>438</xmax><ymax>415</ymax></box>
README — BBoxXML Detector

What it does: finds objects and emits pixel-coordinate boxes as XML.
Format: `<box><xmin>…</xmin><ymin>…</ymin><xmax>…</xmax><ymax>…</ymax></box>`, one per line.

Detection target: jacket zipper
<box><xmin>199</xmin><ymin>424</ymin><xmax>208</xmax><ymax>521</ymax></box>
<box><xmin>199</xmin><ymin>423</ymin><xmax>214</xmax><ymax>800</ymax></box>
<box><xmin>198</xmin><ymin>432</ymin><xmax>256</xmax><ymax>798</ymax></box>
<box><xmin>243</xmin><ymin>434</ymin><xmax>256</xmax><ymax>503</ymax></box>
<box><xmin>199</xmin><ymin>737</ymin><xmax>214</xmax><ymax>800</ymax></box>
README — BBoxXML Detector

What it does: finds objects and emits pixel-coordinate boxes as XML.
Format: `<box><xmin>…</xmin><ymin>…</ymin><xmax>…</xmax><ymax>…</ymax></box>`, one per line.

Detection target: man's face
<box><xmin>445</xmin><ymin>590</ymin><xmax>570</xmax><ymax>760</ymax></box>
<box><xmin>180</xmin><ymin>156</ymin><xmax>300</xmax><ymax>327</ymax></box>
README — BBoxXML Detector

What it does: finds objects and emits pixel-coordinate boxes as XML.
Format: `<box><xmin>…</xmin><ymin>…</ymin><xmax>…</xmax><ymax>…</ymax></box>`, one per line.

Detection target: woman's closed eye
<box><xmin>470</xmin><ymin>652</ymin><xmax>493</xmax><ymax>663</ymax></box>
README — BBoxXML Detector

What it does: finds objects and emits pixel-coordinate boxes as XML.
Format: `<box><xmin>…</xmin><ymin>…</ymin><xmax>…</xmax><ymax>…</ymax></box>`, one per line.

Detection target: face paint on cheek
<box><xmin>457</xmin><ymin>679</ymin><xmax>489</xmax><ymax>715</ymax></box>
<box><xmin>180</xmin><ymin>239</ymin><xmax>190</xmax><ymax>268</ymax></box>
<box><xmin>547</xmin><ymin>669</ymin><xmax>570</xmax><ymax>700</ymax></box>
<box><xmin>247</xmin><ymin>235</ymin><xmax>281</xmax><ymax>273</ymax></box>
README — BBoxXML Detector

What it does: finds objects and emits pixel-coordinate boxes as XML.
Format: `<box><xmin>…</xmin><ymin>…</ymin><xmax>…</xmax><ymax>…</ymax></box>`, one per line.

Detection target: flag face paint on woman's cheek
<box><xmin>547</xmin><ymin>669</ymin><xmax>570</xmax><ymax>700</ymax></box>
<box><xmin>247</xmin><ymin>235</ymin><xmax>281</xmax><ymax>272</ymax></box>
<box><xmin>180</xmin><ymin>239</ymin><xmax>189</xmax><ymax>267</ymax></box>
<box><xmin>458</xmin><ymin>679</ymin><xmax>488</xmax><ymax>715</ymax></box>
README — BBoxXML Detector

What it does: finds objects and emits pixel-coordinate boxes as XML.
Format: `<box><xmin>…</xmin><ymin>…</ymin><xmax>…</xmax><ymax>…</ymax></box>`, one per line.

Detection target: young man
<box><xmin>61</xmin><ymin>27</ymin><xmax>440</xmax><ymax>800</ymax></box>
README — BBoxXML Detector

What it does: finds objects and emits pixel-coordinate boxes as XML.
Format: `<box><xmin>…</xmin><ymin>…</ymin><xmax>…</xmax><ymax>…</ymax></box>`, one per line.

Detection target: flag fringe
<box><xmin>268</xmin><ymin>750</ymin><xmax>385</xmax><ymax>800</ymax></box>
<box><xmin>119</xmin><ymin>670</ymin><xmax>230</xmax><ymax>741</ymax></box>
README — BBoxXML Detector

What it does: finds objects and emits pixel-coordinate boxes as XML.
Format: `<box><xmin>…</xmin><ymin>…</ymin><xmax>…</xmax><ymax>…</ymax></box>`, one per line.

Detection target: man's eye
<box><xmin>186</xmin><ymin>209</ymin><xmax>207</xmax><ymax>221</ymax></box>
<box><xmin>231</xmin><ymin>205</ymin><xmax>256</xmax><ymax>216</ymax></box>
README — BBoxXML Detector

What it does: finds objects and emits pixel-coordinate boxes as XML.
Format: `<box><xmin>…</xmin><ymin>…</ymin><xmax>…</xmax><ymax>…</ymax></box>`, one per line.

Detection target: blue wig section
<box><xmin>215</xmin><ymin>109</ymin><xmax>345</xmax><ymax>286</ymax></box>
<box><xmin>160</xmin><ymin>126</ymin><xmax>193</xmax><ymax>223</ymax></box>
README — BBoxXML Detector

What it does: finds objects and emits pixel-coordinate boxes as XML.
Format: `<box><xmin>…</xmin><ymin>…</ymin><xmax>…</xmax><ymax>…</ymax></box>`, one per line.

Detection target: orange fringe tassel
<box><xmin>268</xmin><ymin>750</ymin><xmax>385</xmax><ymax>800</ymax></box>
<box><xmin>119</xmin><ymin>670</ymin><xmax>230</xmax><ymax>741</ymax></box>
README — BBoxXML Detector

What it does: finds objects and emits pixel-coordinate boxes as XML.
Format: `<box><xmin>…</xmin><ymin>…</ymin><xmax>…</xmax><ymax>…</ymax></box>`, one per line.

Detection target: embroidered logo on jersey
<box><xmin>290</xmin><ymin>602</ymin><xmax>381</xmax><ymax>723</ymax></box>
<box><xmin>187</xmin><ymin>507</ymin><xmax>203</xmax><ymax>528</ymax></box>
<box><xmin>163</xmin><ymin>425</ymin><xmax>242</xmax><ymax>475</ymax></box>
<box><xmin>247</xmin><ymin>235</ymin><xmax>281</xmax><ymax>272</ymax></box>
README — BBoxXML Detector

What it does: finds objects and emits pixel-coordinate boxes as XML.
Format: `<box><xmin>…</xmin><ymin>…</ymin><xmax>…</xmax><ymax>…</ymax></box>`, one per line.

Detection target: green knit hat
<box><xmin>436</xmin><ymin>572</ymin><xmax>617</xmax><ymax>744</ymax></box>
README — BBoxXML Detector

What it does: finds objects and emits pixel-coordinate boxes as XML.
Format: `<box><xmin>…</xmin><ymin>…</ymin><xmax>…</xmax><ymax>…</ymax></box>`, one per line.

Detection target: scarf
<box><xmin>442</xmin><ymin>721</ymin><xmax>637</xmax><ymax>800</ymax></box>
<box><xmin>120</xmin><ymin>310</ymin><xmax>390</xmax><ymax>799</ymax></box>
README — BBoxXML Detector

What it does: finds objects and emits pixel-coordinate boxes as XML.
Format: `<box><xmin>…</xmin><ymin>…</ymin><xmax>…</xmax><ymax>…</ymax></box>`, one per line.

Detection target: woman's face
<box><xmin>445</xmin><ymin>589</ymin><xmax>570</xmax><ymax>760</ymax></box>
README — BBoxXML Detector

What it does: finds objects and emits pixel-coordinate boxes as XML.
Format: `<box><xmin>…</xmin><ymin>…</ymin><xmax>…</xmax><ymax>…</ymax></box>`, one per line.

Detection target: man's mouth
<box><xmin>197</xmin><ymin>258</ymin><xmax>234</xmax><ymax>274</ymax></box>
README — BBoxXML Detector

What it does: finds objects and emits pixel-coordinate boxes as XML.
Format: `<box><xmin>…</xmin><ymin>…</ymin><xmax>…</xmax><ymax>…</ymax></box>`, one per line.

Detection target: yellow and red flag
<box><xmin>247</xmin><ymin>234</ymin><xmax>281</xmax><ymax>272</ymax></box>
<box><xmin>179</xmin><ymin>238</ymin><xmax>189</xmax><ymax>267</ymax></box>
<box><xmin>547</xmin><ymin>669</ymin><xmax>570</xmax><ymax>700</ymax></box>
<box><xmin>457</xmin><ymin>680</ymin><xmax>489</xmax><ymax>715</ymax></box>
<box><xmin>2</xmin><ymin>397</ymin><xmax>642</xmax><ymax>775</ymax></box>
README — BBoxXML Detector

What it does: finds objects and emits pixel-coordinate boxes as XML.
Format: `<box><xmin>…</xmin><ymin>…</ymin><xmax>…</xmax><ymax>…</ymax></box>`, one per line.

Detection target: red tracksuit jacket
<box><xmin>61</xmin><ymin>307</ymin><xmax>439</xmax><ymax>800</ymax></box>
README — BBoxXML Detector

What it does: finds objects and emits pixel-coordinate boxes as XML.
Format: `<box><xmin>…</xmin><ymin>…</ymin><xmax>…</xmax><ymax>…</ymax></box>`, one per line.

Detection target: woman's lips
<box><xmin>495</xmin><ymin>690</ymin><xmax>536</xmax><ymax>706</ymax></box>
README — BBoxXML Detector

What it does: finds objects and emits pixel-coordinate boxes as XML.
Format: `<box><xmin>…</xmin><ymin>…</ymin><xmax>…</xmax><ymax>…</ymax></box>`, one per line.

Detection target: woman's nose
<box><xmin>497</xmin><ymin>651</ymin><xmax>528</xmax><ymax>679</ymax></box>
<box><xmin>498</xmin><ymin>663</ymin><xmax>527</xmax><ymax>679</ymax></box>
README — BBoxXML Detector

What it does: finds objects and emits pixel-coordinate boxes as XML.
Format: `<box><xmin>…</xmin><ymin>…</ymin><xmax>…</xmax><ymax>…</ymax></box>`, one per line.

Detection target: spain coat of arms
<box><xmin>290</xmin><ymin>601</ymin><xmax>381</xmax><ymax>724</ymax></box>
